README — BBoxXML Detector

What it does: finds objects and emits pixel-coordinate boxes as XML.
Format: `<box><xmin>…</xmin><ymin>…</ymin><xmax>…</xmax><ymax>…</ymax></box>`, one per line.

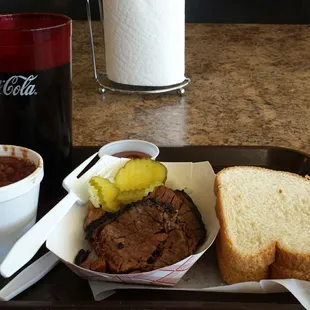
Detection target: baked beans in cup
<box><xmin>0</xmin><ymin>156</ymin><xmax>37</xmax><ymax>188</ymax></box>
<box><xmin>0</xmin><ymin>145</ymin><xmax>44</xmax><ymax>263</ymax></box>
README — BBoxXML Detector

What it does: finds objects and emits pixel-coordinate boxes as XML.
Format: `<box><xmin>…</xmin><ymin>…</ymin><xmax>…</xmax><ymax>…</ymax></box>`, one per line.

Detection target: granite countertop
<box><xmin>72</xmin><ymin>22</ymin><xmax>310</xmax><ymax>154</ymax></box>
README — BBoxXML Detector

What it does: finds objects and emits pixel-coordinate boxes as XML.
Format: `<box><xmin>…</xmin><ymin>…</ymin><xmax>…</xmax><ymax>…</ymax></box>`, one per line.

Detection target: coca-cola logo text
<box><xmin>0</xmin><ymin>75</ymin><xmax>38</xmax><ymax>96</ymax></box>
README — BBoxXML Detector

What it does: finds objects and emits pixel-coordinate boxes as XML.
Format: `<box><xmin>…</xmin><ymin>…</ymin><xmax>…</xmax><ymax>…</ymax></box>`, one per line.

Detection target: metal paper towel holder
<box><xmin>86</xmin><ymin>0</ymin><xmax>190</xmax><ymax>96</ymax></box>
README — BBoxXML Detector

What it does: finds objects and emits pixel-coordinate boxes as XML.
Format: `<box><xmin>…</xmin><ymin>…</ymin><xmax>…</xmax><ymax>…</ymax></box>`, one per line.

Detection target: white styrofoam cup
<box><xmin>0</xmin><ymin>145</ymin><xmax>44</xmax><ymax>263</ymax></box>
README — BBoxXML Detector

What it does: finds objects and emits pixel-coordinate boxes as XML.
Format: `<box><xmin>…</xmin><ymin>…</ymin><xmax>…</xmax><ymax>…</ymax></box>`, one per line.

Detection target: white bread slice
<box><xmin>215</xmin><ymin>166</ymin><xmax>310</xmax><ymax>284</ymax></box>
<box><xmin>216</xmin><ymin>237</ymin><xmax>269</xmax><ymax>283</ymax></box>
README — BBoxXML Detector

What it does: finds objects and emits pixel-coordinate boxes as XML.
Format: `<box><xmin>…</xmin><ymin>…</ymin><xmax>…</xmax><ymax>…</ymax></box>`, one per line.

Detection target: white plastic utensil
<box><xmin>0</xmin><ymin>251</ymin><xmax>59</xmax><ymax>301</ymax></box>
<box><xmin>0</xmin><ymin>152</ymin><xmax>107</xmax><ymax>278</ymax></box>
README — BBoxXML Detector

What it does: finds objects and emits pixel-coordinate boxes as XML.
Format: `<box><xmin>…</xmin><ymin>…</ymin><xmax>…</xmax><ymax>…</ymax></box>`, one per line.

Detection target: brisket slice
<box><xmin>80</xmin><ymin>186</ymin><xmax>206</xmax><ymax>274</ymax></box>
<box><xmin>91</xmin><ymin>198</ymin><xmax>178</xmax><ymax>273</ymax></box>
<box><xmin>83</xmin><ymin>202</ymin><xmax>105</xmax><ymax>230</ymax></box>
<box><xmin>146</xmin><ymin>186</ymin><xmax>206</xmax><ymax>269</ymax></box>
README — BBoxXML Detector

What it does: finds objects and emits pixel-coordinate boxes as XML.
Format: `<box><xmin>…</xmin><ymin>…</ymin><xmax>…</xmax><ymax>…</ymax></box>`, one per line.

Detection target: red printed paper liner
<box><xmin>46</xmin><ymin>155</ymin><xmax>219</xmax><ymax>287</ymax></box>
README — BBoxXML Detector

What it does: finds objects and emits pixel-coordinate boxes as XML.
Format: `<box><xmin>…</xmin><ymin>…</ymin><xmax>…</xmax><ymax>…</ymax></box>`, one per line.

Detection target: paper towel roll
<box><xmin>102</xmin><ymin>0</ymin><xmax>185</xmax><ymax>87</ymax></box>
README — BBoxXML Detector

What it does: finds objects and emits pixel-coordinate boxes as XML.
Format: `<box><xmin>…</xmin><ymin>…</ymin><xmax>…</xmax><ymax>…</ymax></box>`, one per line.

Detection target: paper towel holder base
<box><xmin>96</xmin><ymin>73</ymin><xmax>191</xmax><ymax>96</ymax></box>
<box><xmin>86</xmin><ymin>0</ymin><xmax>190</xmax><ymax>96</ymax></box>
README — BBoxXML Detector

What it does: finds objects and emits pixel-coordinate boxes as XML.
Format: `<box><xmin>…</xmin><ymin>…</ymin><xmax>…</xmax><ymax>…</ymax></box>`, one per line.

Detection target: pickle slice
<box><xmin>117</xmin><ymin>182</ymin><xmax>164</xmax><ymax>205</ymax></box>
<box><xmin>117</xmin><ymin>189</ymin><xmax>146</xmax><ymax>205</ymax></box>
<box><xmin>88</xmin><ymin>176</ymin><xmax>120</xmax><ymax>212</ymax></box>
<box><xmin>114</xmin><ymin>159</ymin><xmax>167</xmax><ymax>191</ymax></box>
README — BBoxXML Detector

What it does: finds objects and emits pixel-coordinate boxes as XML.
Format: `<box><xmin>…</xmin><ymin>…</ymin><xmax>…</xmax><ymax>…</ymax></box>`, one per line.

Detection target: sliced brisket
<box><xmin>79</xmin><ymin>186</ymin><xmax>206</xmax><ymax>274</ymax></box>
<box><xmin>147</xmin><ymin>186</ymin><xmax>206</xmax><ymax>269</ymax></box>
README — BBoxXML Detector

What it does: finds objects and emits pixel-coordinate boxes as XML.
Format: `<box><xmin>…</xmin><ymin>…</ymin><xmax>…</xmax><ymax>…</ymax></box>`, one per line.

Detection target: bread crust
<box><xmin>275</xmin><ymin>244</ymin><xmax>310</xmax><ymax>273</ymax></box>
<box><xmin>270</xmin><ymin>263</ymin><xmax>310</xmax><ymax>281</ymax></box>
<box><xmin>215</xmin><ymin>166</ymin><xmax>310</xmax><ymax>284</ymax></box>
<box><xmin>216</xmin><ymin>237</ymin><xmax>269</xmax><ymax>283</ymax></box>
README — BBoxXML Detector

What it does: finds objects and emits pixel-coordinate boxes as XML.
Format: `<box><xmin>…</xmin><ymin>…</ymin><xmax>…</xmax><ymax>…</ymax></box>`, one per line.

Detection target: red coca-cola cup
<box><xmin>0</xmin><ymin>13</ymin><xmax>72</xmax><ymax>195</ymax></box>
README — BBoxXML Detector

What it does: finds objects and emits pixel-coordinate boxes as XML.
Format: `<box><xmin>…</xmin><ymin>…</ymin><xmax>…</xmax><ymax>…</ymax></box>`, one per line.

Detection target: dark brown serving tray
<box><xmin>1</xmin><ymin>145</ymin><xmax>309</xmax><ymax>310</ymax></box>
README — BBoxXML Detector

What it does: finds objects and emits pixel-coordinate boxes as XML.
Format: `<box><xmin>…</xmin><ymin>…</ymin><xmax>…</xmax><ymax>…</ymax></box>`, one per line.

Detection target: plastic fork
<box><xmin>0</xmin><ymin>152</ymin><xmax>105</xmax><ymax>278</ymax></box>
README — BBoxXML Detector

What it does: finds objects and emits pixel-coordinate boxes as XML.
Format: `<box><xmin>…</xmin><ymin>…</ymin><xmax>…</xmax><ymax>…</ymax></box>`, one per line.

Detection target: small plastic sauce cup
<box><xmin>98</xmin><ymin>140</ymin><xmax>159</xmax><ymax>160</ymax></box>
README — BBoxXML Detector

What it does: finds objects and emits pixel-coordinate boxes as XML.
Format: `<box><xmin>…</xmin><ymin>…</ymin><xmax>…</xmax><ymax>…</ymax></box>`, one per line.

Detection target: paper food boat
<box><xmin>46</xmin><ymin>155</ymin><xmax>220</xmax><ymax>287</ymax></box>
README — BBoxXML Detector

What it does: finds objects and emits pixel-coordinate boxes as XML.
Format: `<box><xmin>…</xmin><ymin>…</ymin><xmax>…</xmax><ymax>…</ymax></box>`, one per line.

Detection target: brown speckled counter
<box><xmin>72</xmin><ymin>22</ymin><xmax>310</xmax><ymax>154</ymax></box>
